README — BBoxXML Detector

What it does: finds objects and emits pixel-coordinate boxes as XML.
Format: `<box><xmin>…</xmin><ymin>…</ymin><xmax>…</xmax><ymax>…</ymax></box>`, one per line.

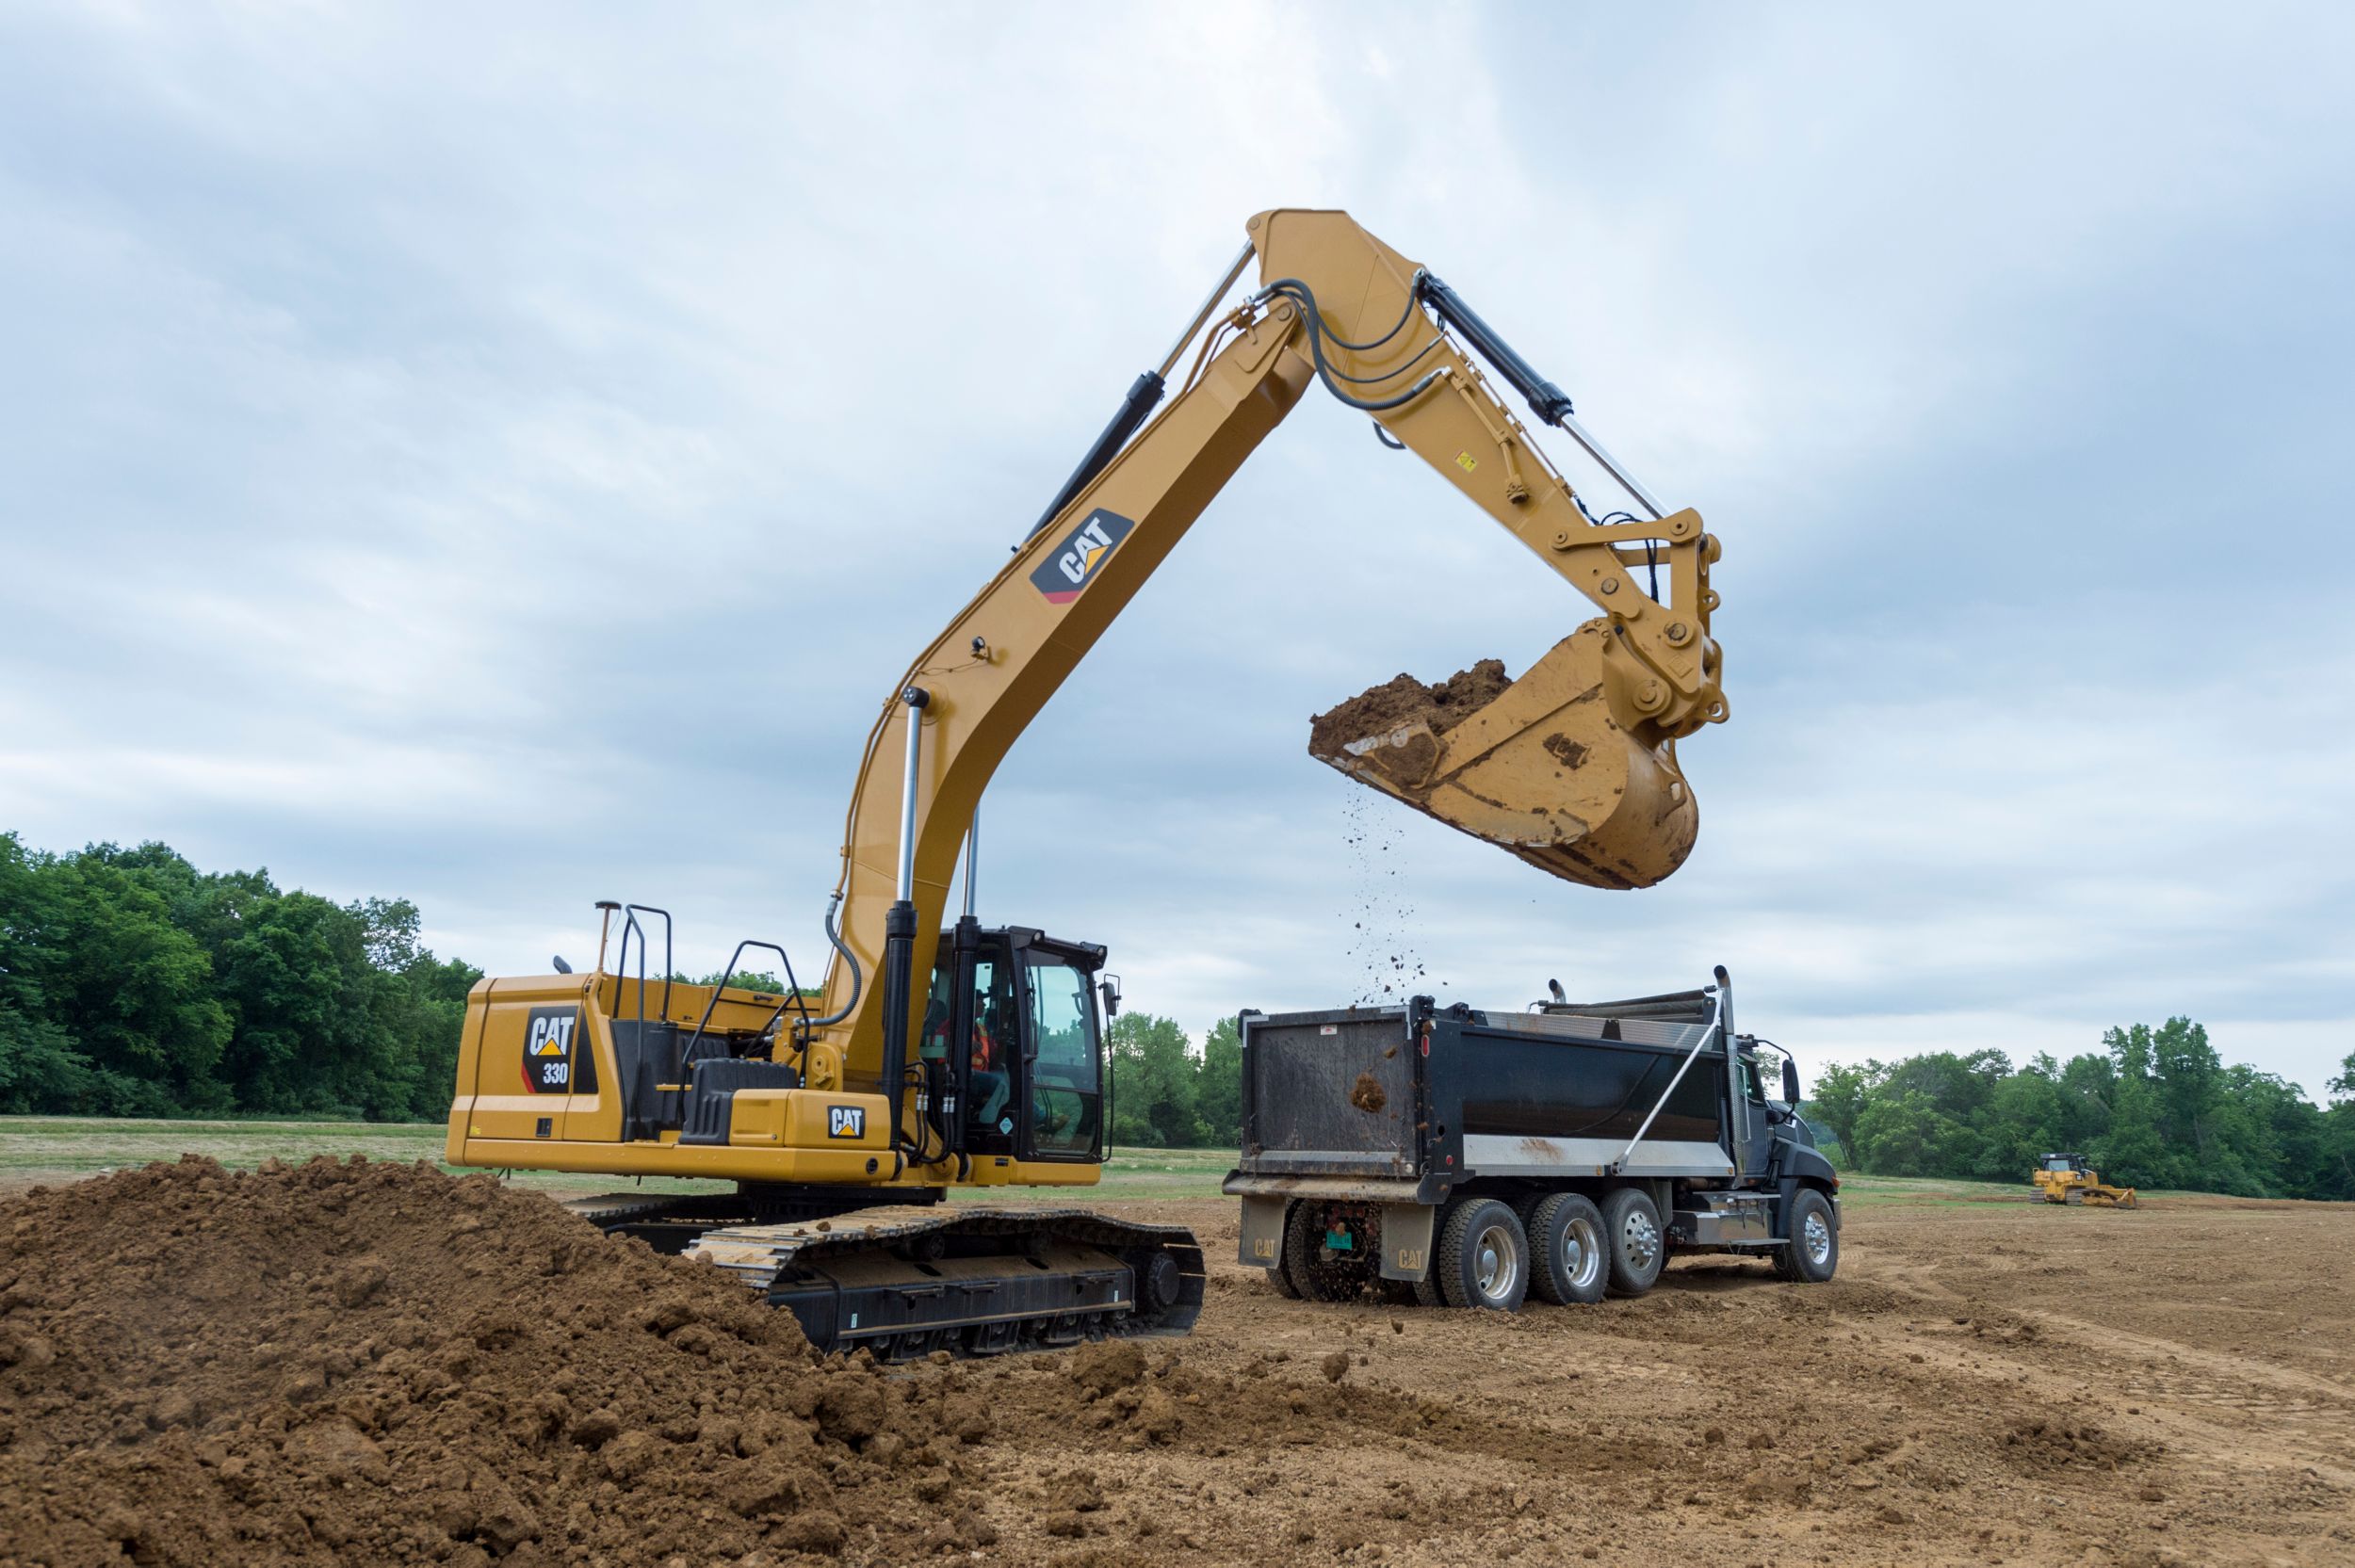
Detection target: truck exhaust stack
<box><xmin>1308</xmin><ymin>620</ymin><xmax>1700</xmax><ymax>890</ymax></box>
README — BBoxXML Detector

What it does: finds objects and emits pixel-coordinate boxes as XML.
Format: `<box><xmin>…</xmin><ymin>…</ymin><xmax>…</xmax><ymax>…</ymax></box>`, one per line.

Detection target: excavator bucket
<box><xmin>1309</xmin><ymin>622</ymin><xmax>1697</xmax><ymax>890</ymax></box>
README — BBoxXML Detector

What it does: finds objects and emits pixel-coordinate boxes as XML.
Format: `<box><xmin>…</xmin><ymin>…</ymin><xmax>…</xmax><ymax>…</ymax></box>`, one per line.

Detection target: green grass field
<box><xmin>0</xmin><ymin>1116</ymin><xmax>2050</xmax><ymax>1208</ymax></box>
<box><xmin>0</xmin><ymin>1116</ymin><xmax>1240</xmax><ymax>1203</ymax></box>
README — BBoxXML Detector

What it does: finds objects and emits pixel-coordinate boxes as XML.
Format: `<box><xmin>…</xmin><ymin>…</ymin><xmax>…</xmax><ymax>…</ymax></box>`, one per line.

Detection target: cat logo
<box><xmin>520</xmin><ymin>1005</ymin><xmax>591</xmax><ymax>1095</ymax></box>
<box><xmin>827</xmin><ymin>1105</ymin><xmax>867</xmax><ymax>1140</ymax></box>
<box><xmin>1028</xmin><ymin>508</ymin><xmax>1136</xmax><ymax>605</ymax></box>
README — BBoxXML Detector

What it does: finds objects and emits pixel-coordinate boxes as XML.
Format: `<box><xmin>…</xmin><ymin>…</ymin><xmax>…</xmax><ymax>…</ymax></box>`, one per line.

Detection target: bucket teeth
<box><xmin>1309</xmin><ymin>623</ymin><xmax>1698</xmax><ymax>890</ymax></box>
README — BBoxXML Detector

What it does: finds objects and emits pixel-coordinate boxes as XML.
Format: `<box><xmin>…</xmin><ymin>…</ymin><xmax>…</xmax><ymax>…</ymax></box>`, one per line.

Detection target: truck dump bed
<box><xmin>1238</xmin><ymin>988</ymin><xmax>1738</xmax><ymax>1192</ymax></box>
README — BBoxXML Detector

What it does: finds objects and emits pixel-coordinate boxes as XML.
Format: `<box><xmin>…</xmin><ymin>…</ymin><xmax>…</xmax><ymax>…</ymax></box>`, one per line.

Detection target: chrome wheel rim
<box><xmin>1622</xmin><ymin>1209</ymin><xmax>1661</xmax><ymax>1271</ymax></box>
<box><xmin>1564</xmin><ymin>1216</ymin><xmax>1602</xmax><ymax>1291</ymax></box>
<box><xmin>1803</xmin><ymin>1210</ymin><xmax>1832</xmax><ymax>1267</ymax></box>
<box><xmin>1473</xmin><ymin>1222</ymin><xmax>1521</xmax><ymax>1301</ymax></box>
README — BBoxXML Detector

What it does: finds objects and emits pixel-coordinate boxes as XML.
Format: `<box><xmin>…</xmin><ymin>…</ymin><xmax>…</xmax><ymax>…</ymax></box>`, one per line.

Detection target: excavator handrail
<box><xmin>681</xmin><ymin>938</ymin><xmax>811</xmax><ymax>1065</ymax></box>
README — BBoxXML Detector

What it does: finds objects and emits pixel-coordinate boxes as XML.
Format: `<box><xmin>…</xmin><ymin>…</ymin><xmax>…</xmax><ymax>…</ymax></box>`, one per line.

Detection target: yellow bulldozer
<box><xmin>444</xmin><ymin>209</ymin><xmax>1729</xmax><ymax>1357</ymax></box>
<box><xmin>2031</xmin><ymin>1152</ymin><xmax>2138</xmax><ymax>1208</ymax></box>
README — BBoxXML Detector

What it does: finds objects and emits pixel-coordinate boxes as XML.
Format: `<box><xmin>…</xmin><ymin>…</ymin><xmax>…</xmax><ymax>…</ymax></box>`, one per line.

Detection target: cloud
<box><xmin>3</xmin><ymin>2</ymin><xmax>2349</xmax><ymax>1098</ymax></box>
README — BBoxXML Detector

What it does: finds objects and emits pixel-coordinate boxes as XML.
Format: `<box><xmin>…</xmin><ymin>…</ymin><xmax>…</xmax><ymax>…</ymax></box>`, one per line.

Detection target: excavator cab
<box><xmin>916</xmin><ymin>925</ymin><xmax>1107</xmax><ymax>1168</ymax></box>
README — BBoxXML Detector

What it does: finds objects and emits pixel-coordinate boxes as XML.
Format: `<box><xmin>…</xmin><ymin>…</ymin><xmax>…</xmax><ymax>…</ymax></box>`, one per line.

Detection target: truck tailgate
<box><xmin>1242</xmin><ymin>1009</ymin><xmax>1418</xmax><ymax>1177</ymax></box>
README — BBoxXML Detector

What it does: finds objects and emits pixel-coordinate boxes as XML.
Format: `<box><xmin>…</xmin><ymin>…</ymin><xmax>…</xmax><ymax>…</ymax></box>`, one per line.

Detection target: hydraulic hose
<box><xmin>797</xmin><ymin>889</ymin><xmax>863</xmax><ymax>1033</ymax></box>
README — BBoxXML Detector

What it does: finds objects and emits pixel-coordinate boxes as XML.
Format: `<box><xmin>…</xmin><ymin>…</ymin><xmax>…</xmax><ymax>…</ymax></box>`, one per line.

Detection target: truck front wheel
<box><xmin>1528</xmin><ymin>1192</ymin><xmax>1609</xmax><ymax>1305</ymax></box>
<box><xmin>1435</xmin><ymin>1198</ymin><xmax>1530</xmax><ymax>1312</ymax></box>
<box><xmin>1600</xmin><ymin>1188</ymin><xmax>1665</xmax><ymax>1297</ymax></box>
<box><xmin>1777</xmin><ymin>1188</ymin><xmax>1839</xmax><ymax>1283</ymax></box>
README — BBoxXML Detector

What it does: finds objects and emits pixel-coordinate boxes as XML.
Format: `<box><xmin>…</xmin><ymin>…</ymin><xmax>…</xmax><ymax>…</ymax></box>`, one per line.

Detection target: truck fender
<box><xmin>1778</xmin><ymin>1141</ymin><xmax>1838</xmax><ymax>1198</ymax></box>
<box><xmin>1777</xmin><ymin>1153</ymin><xmax>1838</xmax><ymax>1237</ymax></box>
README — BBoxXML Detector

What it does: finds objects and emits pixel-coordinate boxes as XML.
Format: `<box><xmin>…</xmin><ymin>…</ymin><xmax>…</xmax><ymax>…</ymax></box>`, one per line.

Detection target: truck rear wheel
<box><xmin>1528</xmin><ymin>1192</ymin><xmax>1609</xmax><ymax>1305</ymax></box>
<box><xmin>1269</xmin><ymin>1203</ymin><xmax>1304</xmax><ymax>1300</ymax></box>
<box><xmin>1776</xmin><ymin>1188</ymin><xmax>1839</xmax><ymax>1283</ymax></box>
<box><xmin>1284</xmin><ymin>1200</ymin><xmax>1373</xmax><ymax>1302</ymax></box>
<box><xmin>1600</xmin><ymin>1187</ymin><xmax>1665</xmax><ymax>1298</ymax></box>
<box><xmin>1435</xmin><ymin>1198</ymin><xmax>1529</xmax><ymax>1312</ymax></box>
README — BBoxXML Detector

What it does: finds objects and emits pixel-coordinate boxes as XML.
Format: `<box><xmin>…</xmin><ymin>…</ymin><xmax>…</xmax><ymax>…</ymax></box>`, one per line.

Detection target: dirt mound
<box><xmin>0</xmin><ymin>1156</ymin><xmax>997</xmax><ymax>1565</ymax></box>
<box><xmin>1308</xmin><ymin>658</ymin><xmax>1510</xmax><ymax>757</ymax></box>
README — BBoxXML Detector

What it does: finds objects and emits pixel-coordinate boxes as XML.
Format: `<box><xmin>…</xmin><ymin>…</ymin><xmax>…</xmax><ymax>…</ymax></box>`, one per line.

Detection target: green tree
<box><xmin>1806</xmin><ymin>1060</ymin><xmax>1875</xmax><ymax>1169</ymax></box>
<box><xmin>1107</xmin><ymin>1011</ymin><xmax>1207</xmax><ymax>1148</ymax></box>
<box><xmin>40</xmin><ymin>851</ymin><xmax>232</xmax><ymax>1113</ymax></box>
<box><xmin>1195</xmin><ymin>1016</ymin><xmax>1243</xmax><ymax>1149</ymax></box>
<box><xmin>2093</xmin><ymin>1031</ymin><xmax>2175</xmax><ymax>1191</ymax></box>
<box><xmin>1978</xmin><ymin>1065</ymin><xmax>2068</xmax><ymax>1182</ymax></box>
<box><xmin>0</xmin><ymin>833</ymin><xmax>94</xmax><ymax>1111</ymax></box>
<box><xmin>2319</xmin><ymin>1051</ymin><xmax>2355</xmax><ymax>1201</ymax></box>
<box><xmin>1853</xmin><ymin>1089</ymin><xmax>1979</xmax><ymax>1177</ymax></box>
<box><xmin>0</xmin><ymin>832</ymin><xmax>490</xmax><ymax>1122</ymax></box>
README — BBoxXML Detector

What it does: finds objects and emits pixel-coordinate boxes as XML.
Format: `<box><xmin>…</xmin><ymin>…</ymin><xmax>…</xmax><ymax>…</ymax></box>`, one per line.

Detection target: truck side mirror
<box><xmin>1781</xmin><ymin>1058</ymin><xmax>1801</xmax><ymax>1105</ymax></box>
<box><xmin>1098</xmin><ymin>976</ymin><xmax>1122</xmax><ymax>1019</ymax></box>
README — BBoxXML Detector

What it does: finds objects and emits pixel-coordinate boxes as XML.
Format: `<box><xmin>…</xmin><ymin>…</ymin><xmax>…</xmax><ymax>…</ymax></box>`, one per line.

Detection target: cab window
<box><xmin>1022</xmin><ymin>955</ymin><xmax>1099</xmax><ymax>1158</ymax></box>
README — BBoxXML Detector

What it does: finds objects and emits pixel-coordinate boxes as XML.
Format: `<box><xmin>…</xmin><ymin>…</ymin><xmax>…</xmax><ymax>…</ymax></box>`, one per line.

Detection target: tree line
<box><xmin>1105</xmin><ymin>1011</ymin><xmax>1243</xmax><ymax>1150</ymax></box>
<box><xmin>8</xmin><ymin>831</ymin><xmax>2352</xmax><ymax>1202</ymax></box>
<box><xmin>1807</xmin><ymin>1019</ymin><xmax>2355</xmax><ymax>1200</ymax></box>
<box><xmin>0</xmin><ymin>834</ymin><xmax>481</xmax><ymax>1121</ymax></box>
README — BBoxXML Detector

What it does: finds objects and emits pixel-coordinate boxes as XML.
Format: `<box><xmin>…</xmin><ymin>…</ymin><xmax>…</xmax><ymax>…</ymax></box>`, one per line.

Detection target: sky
<box><xmin>3</xmin><ymin>3</ymin><xmax>2350</xmax><ymax>1096</ymax></box>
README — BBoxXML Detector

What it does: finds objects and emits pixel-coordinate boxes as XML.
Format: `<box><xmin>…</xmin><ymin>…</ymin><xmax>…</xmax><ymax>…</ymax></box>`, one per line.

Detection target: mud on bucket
<box><xmin>1307</xmin><ymin>622</ymin><xmax>1698</xmax><ymax>890</ymax></box>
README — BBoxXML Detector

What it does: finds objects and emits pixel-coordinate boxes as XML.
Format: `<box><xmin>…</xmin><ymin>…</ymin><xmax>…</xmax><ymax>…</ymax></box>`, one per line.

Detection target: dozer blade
<box><xmin>1309</xmin><ymin>621</ymin><xmax>1697</xmax><ymax>890</ymax></box>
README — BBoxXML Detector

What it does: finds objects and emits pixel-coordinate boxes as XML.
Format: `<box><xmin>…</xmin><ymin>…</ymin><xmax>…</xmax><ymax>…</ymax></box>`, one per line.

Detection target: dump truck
<box><xmin>1226</xmin><ymin>968</ymin><xmax>1839</xmax><ymax>1309</ymax></box>
<box><xmin>2031</xmin><ymin>1152</ymin><xmax>2138</xmax><ymax>1208</ymax></box>
<box><xmin>445</xmin><ymin>208</ymin><xmax>1731</xmax><ymax>1358</ymax></box>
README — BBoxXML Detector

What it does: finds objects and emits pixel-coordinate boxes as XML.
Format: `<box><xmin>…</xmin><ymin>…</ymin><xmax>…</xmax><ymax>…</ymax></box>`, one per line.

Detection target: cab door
<box><xmin>1012</xmin><ymin>943</ymin><xmax>1105</xmax><ymax>1164</ymax></box>
<box><xmin>927</xmin><ymin>935</ymin><xmax>1020</xmax><ymax>1157</ymax></box>
<box><xmin>1734</xmin><ymin>1049</ymin><xmax>1774</xmax><ymax>1178</ymax></box>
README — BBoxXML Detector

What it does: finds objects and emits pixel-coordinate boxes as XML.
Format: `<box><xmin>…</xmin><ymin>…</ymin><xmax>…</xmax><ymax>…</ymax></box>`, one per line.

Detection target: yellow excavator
<box><xmin>2031</xmin><ymin>1152</ymin><xmax>2139</xmax><ymax>1208</ymax></box>
<box><xmin>445</xmin><ymin>208</ymin><xmax>1728</xmax><ymax>1356</ymax></box>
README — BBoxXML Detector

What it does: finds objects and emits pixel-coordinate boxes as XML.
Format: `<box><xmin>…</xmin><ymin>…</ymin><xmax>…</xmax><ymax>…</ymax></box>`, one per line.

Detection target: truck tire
<box><xmin>1269</xmin><ymin>1204</ymin><xmax>1304</xmax><ymax>1299</ymax></box>
<box><xmin>1434</xmin><ymin>1198</ymin><xmax>1529</xmax><ymax>1312</ymax></box>
<box><xmin>1600</xmin><ymin>1187</ymin><xmax>1665</xmax><ymax>1298</ymax></box>
<box><xmin>1284</xmin><ymin>1200</ymin><xmax>1372</xmax><ymax>1302</ymax></box>
<box><xmin>1527</xmin><ymin>1192</ymin><xmax>1609</xmax><ymax>1306</ymax></box>
<box><xmin>1777</xmin><ymin>1188</ymin><xmax>1839</xmax><ymax>1284</ymax></box>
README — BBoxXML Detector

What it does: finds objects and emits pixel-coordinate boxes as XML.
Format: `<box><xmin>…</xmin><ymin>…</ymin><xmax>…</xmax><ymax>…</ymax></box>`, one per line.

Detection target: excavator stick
<box><xmin>1309</xmin><ymin>621</ymin><xmax>1698</xmax><ymax>889</ymax></box>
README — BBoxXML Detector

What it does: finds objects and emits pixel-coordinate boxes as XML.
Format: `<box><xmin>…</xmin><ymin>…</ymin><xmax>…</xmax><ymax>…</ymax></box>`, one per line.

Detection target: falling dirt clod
<box><xmin>1349</xmin><ymin>1072</ymin><xmax>1389</xmax><ymax>1113</ymax></box>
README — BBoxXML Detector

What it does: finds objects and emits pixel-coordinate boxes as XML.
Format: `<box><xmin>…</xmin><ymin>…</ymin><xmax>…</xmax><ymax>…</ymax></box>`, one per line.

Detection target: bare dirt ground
<box><xmin>1012</xmin><ymin>1192</ymin><xmax>2355</xmax><ymax>1568</ymax></box>
<box><xmin>5</xmin><ymin>1163</ymin><xmax>2351</xmax><ymax>1567</ymax></box>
